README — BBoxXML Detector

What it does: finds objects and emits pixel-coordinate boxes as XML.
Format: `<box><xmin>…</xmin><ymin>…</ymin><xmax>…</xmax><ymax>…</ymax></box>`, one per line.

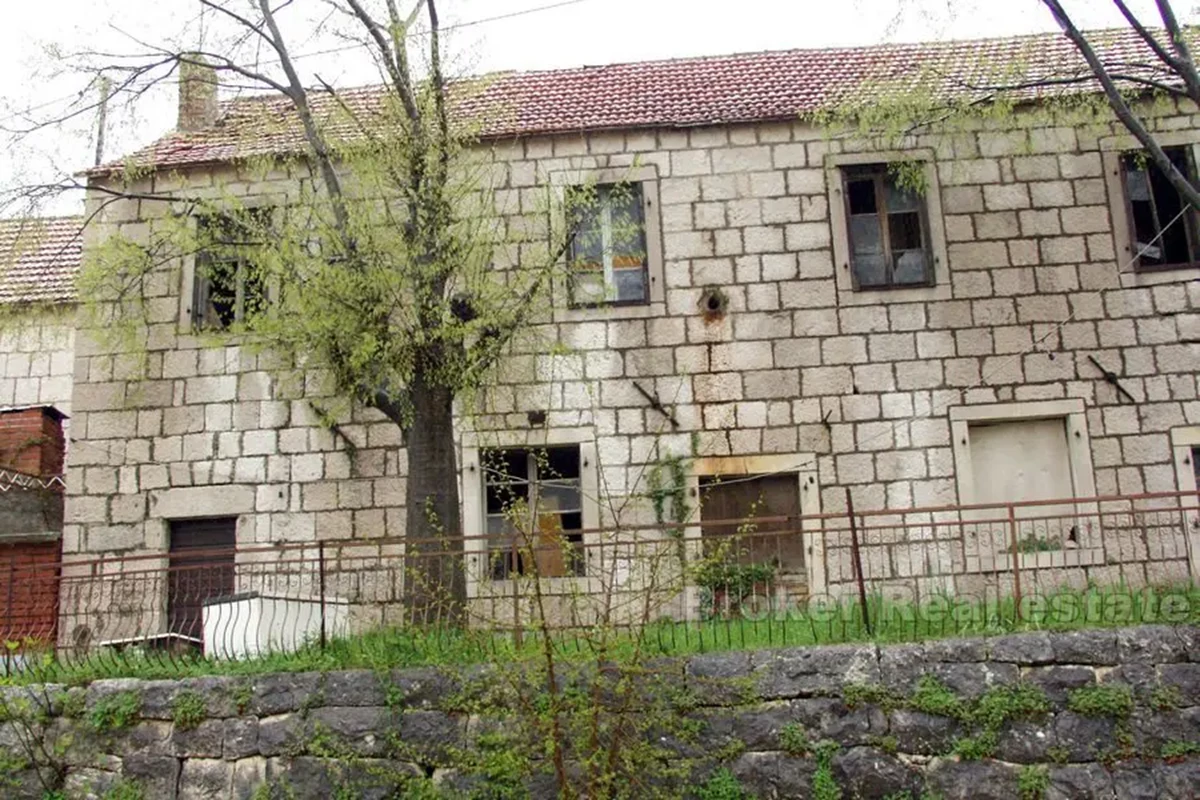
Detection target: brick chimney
<box><xmin>0</xmin><ymin>407</ymin><xmax>67</xmax><ymax>478</ymax></box>
<box><xmin>178</xmin><ymin>54</ymin><xmax>219</xmax><ymax>132</ymax></box>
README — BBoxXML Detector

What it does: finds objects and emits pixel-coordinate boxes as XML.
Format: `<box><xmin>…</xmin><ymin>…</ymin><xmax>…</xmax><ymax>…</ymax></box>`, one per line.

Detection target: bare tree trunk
<box><xmin>404</xmin><ymin>375</ymin><xmax>465</xmax><ymax>625</ymax></box>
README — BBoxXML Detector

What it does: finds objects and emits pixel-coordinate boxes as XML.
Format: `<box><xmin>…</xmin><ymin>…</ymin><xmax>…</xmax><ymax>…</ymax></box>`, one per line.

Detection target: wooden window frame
<box><xmin>188</xmin><ymin>209</ymin><xmax>272</xmax><ymax>332</ymax></box>
<box><xmin>481</xmin><ymin>445</ymin><xmax>587</xmax><ymax>580</ymax></box>
<box><xmin>566</xmin><ymin>182</ymin><xmax>651</xmax><ymax>309</ymax></box>
<box><xmin>841</xmin><ymin>164</ymin><xmax>935</xmax><ymax>291</ymax></box>
<box><xmin>825</xmin><ymin>149</ymin><xmax>950</xmax><ymax>306</ymax></box>
<box><xmin>1118</xmin><ymin>145</ymin><xmax>1200</xmax><ymax>273</ymax></box>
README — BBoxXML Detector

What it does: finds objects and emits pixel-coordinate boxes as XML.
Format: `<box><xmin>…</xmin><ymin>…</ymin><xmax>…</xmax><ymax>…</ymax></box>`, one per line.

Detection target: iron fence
<box><xmin>0</xmin><ymin>490</ymin><xmax>1197</xmax><ymax>677</ymax></box>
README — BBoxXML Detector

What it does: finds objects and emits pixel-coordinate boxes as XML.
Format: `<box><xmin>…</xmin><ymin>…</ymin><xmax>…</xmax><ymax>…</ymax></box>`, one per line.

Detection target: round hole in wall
<box><xmin>697</xmin><ymin>285</ymin><xmax>730</xmax><ymax>321</ymax></box>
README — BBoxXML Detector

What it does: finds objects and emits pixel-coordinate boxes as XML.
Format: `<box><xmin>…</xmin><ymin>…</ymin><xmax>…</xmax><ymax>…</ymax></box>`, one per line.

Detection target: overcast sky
<box><xmin>0</xmin><ymin>0</ymin><xmax>1189</xmax><ymax>216</ymax></box>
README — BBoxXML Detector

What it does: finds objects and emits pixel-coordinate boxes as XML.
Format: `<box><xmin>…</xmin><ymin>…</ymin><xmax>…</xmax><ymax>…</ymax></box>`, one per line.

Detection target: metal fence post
<box><xmin>511</xmin><ymin>537</ymin><xmax>522</xmax><ymax>648</ymax></box>
<box><xmin>318</xmin><ymin>541</ymin><xmax>327</xmax><ymax>650</ymax></box>
<box><xmin>1008</xmin><ymin>504</ymin><xmax>1023</xmax><ymax>622</ymax></box>
<box><xmin>845</xmin><ymin>488</ymin><xmax>872</xmax><ymax>636</ymax></box>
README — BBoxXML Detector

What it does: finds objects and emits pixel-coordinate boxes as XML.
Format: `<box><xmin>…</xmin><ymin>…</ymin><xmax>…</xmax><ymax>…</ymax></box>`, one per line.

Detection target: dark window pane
<box><xmin>885</xmin><ymin>181</ymin><xmax>921</xmax><ymax>213</ymax></box>
<box><xmin>543</xmin><ymin>447</ymin><xmax>580</xmax><ymax>479</ymax></box>
<box><xmin>1148</xmin><ymin>155</ymin><xmax>1191</xmax><ymax>265</ymax></box>
<box><xmin>1125</xmin><ymin>165</ymin><xmax>1162</xmax><ymax>261</ymax></box>
<box><xmin>847</xmin><ymin>179</ymin><xmax>877</xmax><ymax>215</ymax></box>
<box><xmin>613</xmin><ymin>267</ymin><xmax>647</xmax><ymax>302</ymax></box>
<box><xmin>494</xmin><ymin>450</ymin><xmax>528</xmax><ymax>481</ymax></box>
<box><xmin>1124</xmin><ymin>147</ymin><xmax>1199</xmax><ymax>269</ymax></box>
<box><xmin>486</xmin><ymin>482</ymin><xmax>525</xmax><ymax>514</ymax></box>
<box><xmin>849</xmin><ymin>214</ymin><xmax>882</xmax><ymax>254</ymax></box>
<box><xmin>852</xmin><ymin>252</ymin><xmax>888</xmax><ymax>287</ymax></box>
<box><xmin>893</xmin><ymin>250</ymin><xmax>930</xmax><ymax>284</ymax></box>
<box><xmin>194</xmin><ymin>211</ymin><xmax>270</xmax><ymax>329</ymax></box>
<box><xmin>888</xmin><ymin>211</ymin><xmax>923</xmax><ymax>252</ymax></box>
<box><xmin>195</xmin><ymin>258</ymin><xmax>238</xmax><ymax>329</ymax></box>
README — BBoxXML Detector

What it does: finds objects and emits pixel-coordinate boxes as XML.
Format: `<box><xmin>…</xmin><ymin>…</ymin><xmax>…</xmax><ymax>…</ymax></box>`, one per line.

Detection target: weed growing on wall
<box><xmin>88</xmin><ymin>691</ymin><xmax>140</xmax><ymax>732</ymax></box>
<box><xmin>1067</xmin><ymin>684</ymin><xmax>1134</xmax><ymax>719</ymax></box>
<box><xmin>811</xmin><ymin>740</ymin><xmax>843</xmax><ymax>800</ymax></box>
<box><xmin>693</xmin><ymin>769</ymin><xmax>752</xmax><ymax>800</ymax></box>
<box><xmin>170</xmin><ymin>691</ymin><xmax>206</xmax><ymax>731</ymax></box>
<box><xmin>779</xmin><ymin>722</ymin><xmax>812</xmax><ymax>756</ymax></box>
<box><xmin>1017</xmin><ymin>765</ymin><xmax>1049</xmax><ymax>800</ymax></box>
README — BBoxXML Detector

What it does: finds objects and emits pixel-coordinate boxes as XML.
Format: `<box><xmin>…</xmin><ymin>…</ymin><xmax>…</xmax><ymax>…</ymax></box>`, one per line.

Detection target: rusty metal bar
<box><xmin>1008</xmin><ymin>503</ymin><xmax>1023</xmax><ymax>622</ymax></box>
<box><xmin>845</xmin><ymin>488</ymin><xmax>871</xmax><ymax>637</ymax></box>
<box><xmin>318</xmin><ymin>540</ymin><xmax>327</xmax><ymax>650</ymax></box>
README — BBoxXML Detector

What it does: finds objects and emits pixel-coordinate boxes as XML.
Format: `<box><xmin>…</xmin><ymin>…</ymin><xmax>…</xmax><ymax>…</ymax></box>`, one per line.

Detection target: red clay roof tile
<box><xmin>0</xmin><ymin>216</ymin><xmax>83</xmax><ymax>305</ymax></box>
<box><xmin>93</xmin><ymin>27</ymin><xmax>1166</xmax><ymax>174</ymax></box>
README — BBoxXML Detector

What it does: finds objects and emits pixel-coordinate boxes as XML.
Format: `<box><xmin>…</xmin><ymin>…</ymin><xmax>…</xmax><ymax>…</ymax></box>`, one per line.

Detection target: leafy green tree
<box><xmin>81</xmin><ymin>0</ymin><xmax>579</xmax><ymax>623</ymax></box>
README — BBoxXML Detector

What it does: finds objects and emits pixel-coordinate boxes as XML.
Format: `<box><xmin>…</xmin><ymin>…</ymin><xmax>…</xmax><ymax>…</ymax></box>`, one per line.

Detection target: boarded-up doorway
<box><xmin>699</xmin><ymin>474</ymin><xmax>805</xmax><ymax>573</ymax></box>
<box><xmin>0</xmin><ymin>539</ymin><xmax>61</xmax><ymax>646</ymax></box>
<box><xmin>168</xmin><ymin>518</ymin><xmax>236</xmax><ymax>639</ymax></box>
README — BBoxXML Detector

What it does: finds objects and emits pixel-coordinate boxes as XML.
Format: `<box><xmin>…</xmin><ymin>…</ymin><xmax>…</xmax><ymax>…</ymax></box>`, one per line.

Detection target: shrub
<box><xmin>970</xmin><ymin>683</ymin><xmax>1049</xmax><ymax>729</ymax></box>
<box><xmin>951</xmin><ymin>731</ymin><xmax>996</xmax><ymax>761</ymax></box>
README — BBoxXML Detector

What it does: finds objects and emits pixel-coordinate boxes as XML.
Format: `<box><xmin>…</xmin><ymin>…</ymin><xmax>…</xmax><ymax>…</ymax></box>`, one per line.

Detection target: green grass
<box><xmin>3</xmin><ymin>583</ymin><xmax>1195</xmax><ymax>687</ymax></box>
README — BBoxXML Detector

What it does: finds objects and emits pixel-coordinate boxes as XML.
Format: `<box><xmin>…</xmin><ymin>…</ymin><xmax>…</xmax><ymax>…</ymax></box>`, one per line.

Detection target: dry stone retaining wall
<box><xmin>2</xmin><ymin>624</ymin><xmax>1198</xmax><ymax>798</ymax></box>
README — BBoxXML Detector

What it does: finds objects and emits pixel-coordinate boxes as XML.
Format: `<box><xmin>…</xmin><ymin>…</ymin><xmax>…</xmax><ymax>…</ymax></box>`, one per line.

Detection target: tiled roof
<box><xmin>0</xmin><ymin>216</ymin><xmax>83</xmax><ymax>305</ymax></box>
<box><xmin>95</xmin><ymin>27</ymin><xmax>1166</xmax><ymax>174</ymax></box>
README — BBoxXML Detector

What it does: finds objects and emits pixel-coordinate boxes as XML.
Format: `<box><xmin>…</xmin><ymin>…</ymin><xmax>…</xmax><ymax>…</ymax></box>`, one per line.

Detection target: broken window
<box><xmin>842</xmin><ymin>165</ymin><xmax>933</xmax><ymax>289</ymax></box>
<box><xmin>193</xmin><ymin>210</ymin><xmax>270</xmax><ymax>330</ymax></box>
<box><xmin>482</xmin><ymin>446</ymin><xmax>585</xmax><ymax>579</ymax></box>
<box><xmin>567</xmin><ymin>182</ymin><xmax>649</xmax><ymax>306</ymax></box>
<box><xmin>1122</xmin><ymin>146</ymin><xmax>1200</xmax><ymax>271</ymax></box>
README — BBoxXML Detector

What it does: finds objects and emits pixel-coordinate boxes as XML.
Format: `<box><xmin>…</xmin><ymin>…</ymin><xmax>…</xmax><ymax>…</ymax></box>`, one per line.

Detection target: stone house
<box><xmin>59</xmin><ymin>28</ymin><xmax>1200</xmax><ymax>631</ymax></box>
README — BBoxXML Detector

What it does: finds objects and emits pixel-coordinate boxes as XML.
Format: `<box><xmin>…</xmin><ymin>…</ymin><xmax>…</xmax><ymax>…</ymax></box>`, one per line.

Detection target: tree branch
<box><xmin>1152</xmin><ymin>0</ymin><xmax>1200</xmax><ymax>103</ymax></box>
<box><xmin>1111</xmin><ymin>0</ymin><xmax>1200</xmax><ymax>103</ymax></box>
<box><xmin>1042</xmin><ymin>0</ymin><xmax>1200</xmax><ymax>212</ymax></box>
<box><xmin>255</xmin><ymin>0</ymin><xmax>354</xmax><ymax>242</ymax></box>
<box><xmin>346</xmin><ymin>0</ymin><xmax>422</xmax><ymax>127</ymax></box>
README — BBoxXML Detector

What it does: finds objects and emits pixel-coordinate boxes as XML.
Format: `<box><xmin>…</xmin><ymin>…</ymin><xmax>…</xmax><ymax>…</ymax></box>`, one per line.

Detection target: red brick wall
<box><xmin>0</xmin><ymin>408</ymin><xmax>65</xmax><ymax>478</ymax></box>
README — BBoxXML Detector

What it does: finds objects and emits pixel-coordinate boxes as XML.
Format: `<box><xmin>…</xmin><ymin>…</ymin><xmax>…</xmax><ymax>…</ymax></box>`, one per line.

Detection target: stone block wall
<box><xmin>0</xmin><ymin>306</ymin><xmax>75</xmax><ymax>436</ymax></box>
<box><xmin>0</xmin><ymin>624</ymin><xmax>1197</xmax><ymax>798</ymax></box>
<box><xmin>70</xmin><ymin>105</ymin><xmax>1200</xmax><ymax>579</ymax></box>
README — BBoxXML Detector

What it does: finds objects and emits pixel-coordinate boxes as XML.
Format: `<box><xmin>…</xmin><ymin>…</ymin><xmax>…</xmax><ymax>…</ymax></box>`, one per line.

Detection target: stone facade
<box><xmin>0</xmin><ymin>307</ymin><xmax>75</xmax><ymax>426</ymax></box>
<box><xmin>1</xmin><ymin>624</ymin><xmax>1197</xmax><ymax>798</ymax></box>
<box><xmin>68</xmin><ymin>101</ymin><xmax>1200</xmax><ymax>600</ymax></box>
